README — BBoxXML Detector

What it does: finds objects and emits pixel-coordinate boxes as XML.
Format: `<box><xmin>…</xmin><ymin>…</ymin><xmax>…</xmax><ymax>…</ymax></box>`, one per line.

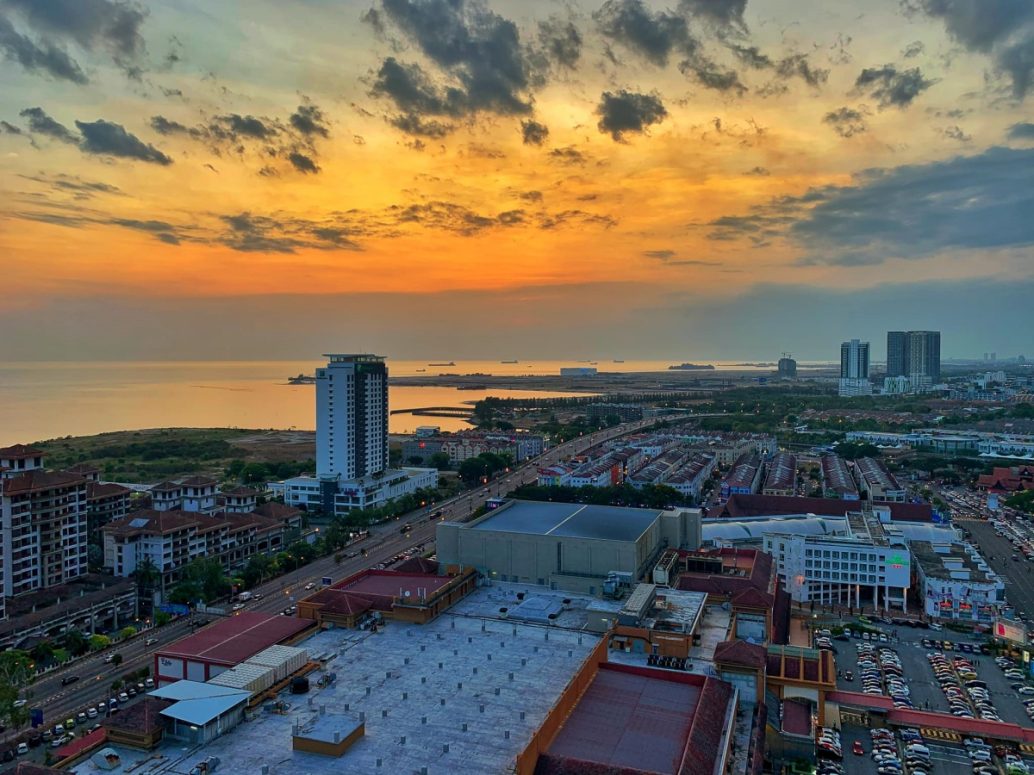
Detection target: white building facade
<box><xmin>764</xmin><ymin>512</ymin><xmax>911</xmax><ymax>610</ymax></box>
<box><xmin>912</xmin><ymin>541</ymin><xmax>1004</xmax><ymax>621</ymax></box>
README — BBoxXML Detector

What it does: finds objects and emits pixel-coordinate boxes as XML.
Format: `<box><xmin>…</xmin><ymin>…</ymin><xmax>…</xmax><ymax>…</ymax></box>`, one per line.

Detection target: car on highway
<box><xmin>145</xmin><ymin>637</ymin><xmax>159</xmax><ymax>645</ymax></box>
<box><xmin>61</xmin><ymin>675</ymin><xmax>79</xmax><ymax>686</ymax></box>
<box><xmin>86</xmin><ymin>708</ymin><xmax>97</xmax><ymax>719</ymax></box>
<box><xmin>16</xmin><ymin>743</ymin><xmax>27</xmax><ymax>756</ymax></box>
<box><xmin>304</xmin><ymin>582</ymin><xmax>316</xmax><ymax>590</ymax></box>
<box><xmin>103</xmin><ymin>653</ymin><xmax>118</xmax><ymax>663</ymax></box>
<box><xmin>232</xmin><ymin>603</ymin><xmax>246</xmax><ymax>611</ymax></box>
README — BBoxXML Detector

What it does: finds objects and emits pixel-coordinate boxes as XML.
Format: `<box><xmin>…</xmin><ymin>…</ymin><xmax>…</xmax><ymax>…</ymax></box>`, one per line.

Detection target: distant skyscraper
<box><xmin>887</xmin><ymin>331</ymin><xmax>940</xmax><ymax>387</ymax></box>
<box><xmin>839</xmin><ymin>339</ymin><xmax>871</xmax><ymax>397</ymax></box>
<box><xmin>886</xmin><ymin>331</ymin><xmax>907</xmax><ymax>378</ymax></box>
<box><xmin>777</xmin><ymin>354</ymin><xmax>797</xmax><ymax>379</ymax></box>
<box><xmin>316</xmin><ymin>354</ymin><xmax>389</xmax><ymax>492</ymax></box>
<box><xmin>840</xmin><ymin>340</ymin><xmax>869</xmax><ymax>379</ymax></box>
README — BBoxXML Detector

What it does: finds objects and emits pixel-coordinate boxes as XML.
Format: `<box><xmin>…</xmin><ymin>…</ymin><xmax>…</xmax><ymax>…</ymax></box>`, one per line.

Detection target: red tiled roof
<box><xmin>714</xmin><ymin>639</ymin><xmax>767</xmax><ymax>670</ymax></box>
<box><xmin>0</xmin><ymin>469</ymin><xmax>85</xmax><ymax>495</ymax></box>
<box><xmin>680</xmin><ymin>677</ymin><xmax>735</xmax><ymax>775</ymax></box>
<box><xmin>394</xmin><ymin>557</ymin><xmax>440</xmax><ymax>575</ymax></box>
<box><xmin>732</xmin><ymin>587</ymin><xmax>773</xmax><ymax>610</ymax></box>
<box><xmin>306</xmin><ymin>589</ymin><xmax>375</xmax><ymax>616</ymax></box>
<box><xmin>87</xmin><ymin>481</ymin><xmax>131</xmax><ymax>500</ymax></box>
<box><xmin>253</xmin><ymin>501</ymin><xmax>302</xmax><ymax>521</ymax></box>
<box><xmin>888</xmin><ymin>708</ymin><xmax>1034</xmax><ymax>744</ymax></box>
<box><xmin>53</xmin><ymin>725</ymin><xmax>106</xmax><ymax>759</ymax></box>
<box><xmin>0</xmin><ymin>444</ymin><xmax>43</xmax><ymax>457</ymax></box>
<box><xmin>221</xmin><ymin>486</ymin><xmax>258</xmax><ymax>497</ymax></box>
<box><xmin>102</xmin><ymin>509</ymin><xmax>201</xmax><ymax>537</ymax></box>
<box><xmin>14</xmin><ymin>763</ymin><xmax>70</xmax><ymax>775</ymax></box>
<box><xmin>180</xmin><ymin>475</ymin><xmax>217</xmax><ymax>487</ymax></box>
<box><xmin>150</xmin><ymin>481</ymin><xmax>181</xmax><ymax>492</ymax></box>
<box><xmin>676</xmin><ymin>547</ymin><xmax>773</xmax><ymax>598</ymax></box>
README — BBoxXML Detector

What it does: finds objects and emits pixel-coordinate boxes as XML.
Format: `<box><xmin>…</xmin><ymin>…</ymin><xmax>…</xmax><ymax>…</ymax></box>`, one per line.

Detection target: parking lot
<box><xmin>833</xmin><ymin>620</ymin><xmax>1034</xmax><ymax>729</ymax></box>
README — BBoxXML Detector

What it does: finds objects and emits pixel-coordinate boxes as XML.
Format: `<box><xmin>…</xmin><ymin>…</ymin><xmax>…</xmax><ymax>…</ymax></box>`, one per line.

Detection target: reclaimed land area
<box><xmin>388</xmin><ymin>366</ymin><xmax>839</xmax><ymax>394</ymax></box>
<box><xmin>35</xmin><ymin>427</ymin><xmax>315</xmax><ymax>483</ymax></box>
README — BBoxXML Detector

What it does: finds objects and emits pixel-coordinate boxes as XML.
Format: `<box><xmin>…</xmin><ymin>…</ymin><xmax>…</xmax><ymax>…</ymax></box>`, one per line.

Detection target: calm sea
<box><xmin>0</xmin><ymin>358</ymin><xmax>793</xmax><ymax>446</ymax></box>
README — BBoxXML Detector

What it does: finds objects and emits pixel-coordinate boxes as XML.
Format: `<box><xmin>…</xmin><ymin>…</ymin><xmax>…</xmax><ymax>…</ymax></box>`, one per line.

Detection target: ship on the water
<box><xmin>667</xmin><ymin>363</ymin><xmax>716</xmax><ymax>371</ymax></box>
<box><xmin>429</xmin><ymin>361</ymin><xmax>455</xmax><ymax>366</ymax></box>
<box><xmin>501</xmin><ymin>360</ymin><xmax>518</xmax><ymax>364</ymax></box>
<box><xmin>287</xmin><ymin>374</ymin><xmax>316</xmax><ymax>384</ymax></box>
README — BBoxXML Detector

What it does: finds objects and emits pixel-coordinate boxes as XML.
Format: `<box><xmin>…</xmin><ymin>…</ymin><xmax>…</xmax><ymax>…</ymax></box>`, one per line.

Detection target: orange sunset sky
<box><xmin>1</xmin><ymin>0</ymin><xmax>1032</xmax><ymax>360</ymax></box>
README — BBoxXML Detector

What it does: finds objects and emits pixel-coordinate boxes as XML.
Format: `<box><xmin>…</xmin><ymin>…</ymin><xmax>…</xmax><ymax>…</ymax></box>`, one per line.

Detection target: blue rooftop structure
<box><xmin>470</xmin><ymin>500</ymin><xmax>662</xmax><ymax>542</ymax></box>
<box><xmin>149</xmin><ymin>680</ymin><xmax>250</xmax><ymax>744</ymax></box>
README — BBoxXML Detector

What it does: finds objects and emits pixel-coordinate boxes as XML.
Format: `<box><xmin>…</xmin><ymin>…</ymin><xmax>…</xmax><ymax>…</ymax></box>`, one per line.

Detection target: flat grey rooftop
<box><xmin>126</xmin><ymin>586</ymin><xmax>600</xmax><ymax>775</ymax></box>
<box><xmin>470</xmin><ymin>499</ymin><xmax>662</xmax><ymax>542</ymax></box>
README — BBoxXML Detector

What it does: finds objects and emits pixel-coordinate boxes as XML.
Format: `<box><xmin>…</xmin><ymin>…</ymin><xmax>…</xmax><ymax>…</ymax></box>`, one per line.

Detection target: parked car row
<box><xmin>922</xmin><ymin>638</ymin><xmax>990</xmax><ymax>654</ymax></box>
<box><xmin>817</xmin><ymin>726</ymin><xmax>842</xmax><ymax>759</ymax></box>
<box><xmin>857</xmin><ymin>642</ymin><xmax>913</xmax><ymax>709</ymax></box>
<box><xmin>928</xmin><ymin>652</ymin><xmax>1000</xmax><ymax>721</ymax></box>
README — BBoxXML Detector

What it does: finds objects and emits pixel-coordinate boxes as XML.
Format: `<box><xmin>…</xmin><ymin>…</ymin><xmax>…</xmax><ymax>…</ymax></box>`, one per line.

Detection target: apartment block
<box><xmin>0</xmin><ymin>446</ymin><xmax>89</xmax><ymax>611</ymax></box>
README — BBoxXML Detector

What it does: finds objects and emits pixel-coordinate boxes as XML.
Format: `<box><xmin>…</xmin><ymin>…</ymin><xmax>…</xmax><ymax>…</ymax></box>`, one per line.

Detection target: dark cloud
<box><xmin>287</xmin><ymin>151</ymin><xmax>319</xmax><ymax>174</ymax></box>
<box><xmin>221</xmin><ymin>213</ymin><xmax>302</xmax><ymax>253</ymax></box>
<box><xmin>775</xmin><ymin>53</ymin><xmax>829</xmax><ymax>87</ymax></box>
<box><xmin>822</xmin><ymin>106</ymin><xmax>867</xmax><ymax>138</ymax></box>
<box><xmin>537</xmin><ymin>17</ymin><xmax>582</xmax><ymax>69</ymax></box>
<box><xmin>0</xmin><ymin>14</ymin><xmax>88</xmax><ymax>83</ymax></box>
<box><xmin>20</xmin><ymin>172</ymin><xmax>122</xmax><ymax>198</ymax></box>
<box><xmin>907</xmin><ymin>0</ymin><xmax>1031</xmax><ymax>53</ymax></box>
<box><xmin>2</xmin><ymin>0</ymin><xmax>147</xmax><ymax>78</ymax></box>
<box><xmin>728</xmin><ymin>44</ymin><xmax>772</xmax><ymax>69</ymax></box>
<box><xmin>902</xmin><ymin>40</ymin><xmax>925</xmax><ymax>58</ymax></box>
<box><xmin>905</xmin><ymin>0</ymin><xmax>1034</xmax><ymax>97</ymax></box>
<box><xmin>373</xmin><ymin>0</ymin><xmax>535</xmax><ymax>121</ymax></box>
<box><xmin>706</xmin><ymin>146</ymin><xmax>1034</xmax><ymax>264</ymax></box>
<box><xmin>854</xmin><ymin>65</ymin><xmax>934</xmax><ymax>108</ymax></box>
<box><xmin>594</xmin><ymin>0</ymin><xmax>699</xmax><ymax>67</ymax></box>
<box><xmin>1</xmin><ymin>119</ymin><xmax>22</xmax><ymax>134</ymax></box>
<box><xmin>643</xmin><ymin>249</ymin><xmax>676</xmax><ymax>259</ymax></box>
<box><xmin>536</xmin><ymin>209</ymin><xmax>617</xmax><ymax>230</ymax></box>
<box><xmin>745</xmin><ymin>166</ymin><xmax>770</xmax><ymax>175</ymax></box>
<box><xmin>997</xmin><ymin>36</ymin><xmax>1034</xmax><ymax>98</ymax></box>
<box><xmin>678</xmin><ymin>0</ymin><xmax>748</xmax><ymax>31</ymax></box>
<box><xmin>596</xmin><ymin>90</ymin><xmax>667</xmax><ymax>141</ymax></box>
<box><xmin>360</xmin><ymin>7</ymin><xmax>387</xmax><ymax>37</ymax></box>
<box><xmin>1007</xmin><ymin>121</ymin><xmax>1034</xmax><ymax>140</ymax></box>
<box><xmin>289</xmin><ymin>103</ymin><xmax>330</xmax><ymax>138</ymax></box>
<box><xmin>389</xmin><ymin>112</ymin><xmax>453</xmax><ymax>138</ymax></box>
<box><xmin>3</xmin><ymin>0</ymin><xmax>146</xmax><ymax>56</ymax></box>
<box><xmin>215</xmin><ymin>113</ymin><xmax>276</xmax><ymax>140</ymax></box>
<box><xmin>520</xmin><ymin>119</ymin><xmax>549</xmax><ymax>146</ymax></box>
<box><xmin>518</xmin><ymin>190</ymin><xmax>543</xmax><ymax>202</ymax></box>
<box><xmin>75</xmin><ymin>119</ymin><xmax>172</xmax><ymax>164</ymax></box>
<box><xmin>943</xmin><ymin>125</ymin><xmax>971</xmax><ymax>142</ymax></box>
<box><xmin>370</xmin><ymin>57</ymin><xmax>467</xmax><ymax>137</ymax></box>
<box><xmin>19</xmin><ymin>106</ymin><xmax>77</xmax><ymax>143</ymax></box>
<box><xmin>149</xmin><ymin>115</ymin><xmax>188</xmax><ymax>135</ymax></box>
<box><xmin>548</xmin><ymin>146</ymin><xmax>586</xmax><ymax>164</ymax></box>
<box><xmin>679</xmin><ymin>57</ymin><xmax>746</xmax><ymax>93</ymax></box>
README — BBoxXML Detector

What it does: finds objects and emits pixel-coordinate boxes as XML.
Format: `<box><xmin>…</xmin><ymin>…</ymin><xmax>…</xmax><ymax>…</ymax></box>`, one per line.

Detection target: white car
<box><xmin>231</xmin><ymin>603</ymin><xmax>246</xmax><ymax>611</ymax></box>
<box><xmin>1018</xmin><ymin>686</ymin><xmax>1034</xmax><ymax>695</ymax></box>
<box><xmin>930</xmin><ymin>622</ymin><xmax>943</xmax><ymax>631</ymax></box>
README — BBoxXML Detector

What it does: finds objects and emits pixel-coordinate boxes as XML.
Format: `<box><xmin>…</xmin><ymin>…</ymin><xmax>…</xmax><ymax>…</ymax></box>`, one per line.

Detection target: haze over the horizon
<box><xmin>2</xmin><ymin>0</ymin><xmax>1032</xmax><ymax>362</ymax></box>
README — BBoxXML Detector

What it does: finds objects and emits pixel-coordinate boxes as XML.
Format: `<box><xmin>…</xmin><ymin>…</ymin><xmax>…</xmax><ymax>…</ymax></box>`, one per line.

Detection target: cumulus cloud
<box><xmin>75</xmin><ymin>119</ymin><xmax>172</xmax><ymax>164</ymax></box>
<box><xmin>19</xmin><ymin>106</ymin><xmax>77</xmax><ymax>143</ymax></box>
<box><xmin>366</xmin><ymin>0</ymin><xmax>537</xmax><ymax>136</ymax></box>
<box><xmin>149</xmin><ymin>115</ymin><xmax>188</xmax><ymax>135</ymax></box>
<box><xmin>595</xmin><ymin>0</ymin><xmax>699</xmax><ymax>67</ymax></box>
<box><xmin>678</xmin><ymin>0</ymin><xmax>748</xmax><ymax>31</ymax></box>
<box><xmin>0</xmin><ymin>14</ymin><xmax>88</xmax><ymax>83</ymax></box>
<box><xmin>823</xmin><ymin>106</ymin><xmax>867</xmax><ymax>138</ymax></box>
<box><xmin>679</xmin><ymin>57</ymin><xmax>746</xmax><ymax>93</ymax></box>
<box><xmin>548</xmin><ymin>146</ymin><xmax>586</xmax><ymax>164</ymax></box>
<box><xmin>520</xmin><ymin>119</ymin><xmax>549</xmax><ymax>146</ymax></box>
<box><xmin>287</xmin><ymin>151</ymin><xmax>319</xmax><ymax>174</ymax></box>
<box><xmin>1007</xmin><ymin>121</ymin><xmax>1034</xmax><ymax>140</ymax></box>
<box><xmin>1</xmin><ymin>119</ymin><xmax>22</xmax><ymax>134</ymax></box>
<box><xmin>705</xmin><ymin>146</ymin><xmax>1034</xmax><ymax>264</ymax></box>
<box><xmin>854</xmin><ymin>64</ymin><xmax>934</xmax><ymax>108</ymax></box>
<box><xmin>942</xmin><ymin>125</ymin><xmax>971</xmax><ymax>142</ymax></box>
<box><xmin>596</xmin><ymin>89</ymin><xmax>667</xmax><ymax>141</ymax></box>
<box><xmin>905</xmin><ymin>0</ymin><xmax>1034</xmax><ymax>98</ymax></box>
<box><xmin>1</xmin><ymin>0</ymin><xmax>148</xmax><ymax>78</ymax></box>
<box><xmin>289</xmin><ymin>102</ymin><xmax>330</xmax><ymax>138</ymax></box>
<box><xmin>775</xmin><ymin>53</ymin><xmax>829</xmax><ymax>87</ymax></box>
<box><xmin>536</xmin><ymin>17</ymin><xmax>582</xmax><ymax>69</ymax></box>
<box><xmin>902</xmin><ymin>40</ymin><xmax>925</xmax><ymax>58</ymax></box>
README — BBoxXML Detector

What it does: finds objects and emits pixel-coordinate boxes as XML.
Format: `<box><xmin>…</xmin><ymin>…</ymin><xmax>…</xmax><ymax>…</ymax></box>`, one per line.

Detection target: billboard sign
<box><xmin>995</xmin><ymin>617</ymin><xmax>1027</xmax><ymax>646</ymax></box>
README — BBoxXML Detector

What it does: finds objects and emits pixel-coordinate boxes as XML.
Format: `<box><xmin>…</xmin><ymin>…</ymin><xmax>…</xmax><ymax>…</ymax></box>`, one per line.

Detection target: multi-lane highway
<box><xmin>7</xmin><ymin>418</ymin><xmax>655</xmax><ymax>740</ymax></box>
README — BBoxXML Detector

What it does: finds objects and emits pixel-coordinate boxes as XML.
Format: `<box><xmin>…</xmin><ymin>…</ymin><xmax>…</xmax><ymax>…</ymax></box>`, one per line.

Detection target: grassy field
<box><xmin>37</xmin><ymin>427</ymin><xmax>316</xmax><ymax>483</ymax></box>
